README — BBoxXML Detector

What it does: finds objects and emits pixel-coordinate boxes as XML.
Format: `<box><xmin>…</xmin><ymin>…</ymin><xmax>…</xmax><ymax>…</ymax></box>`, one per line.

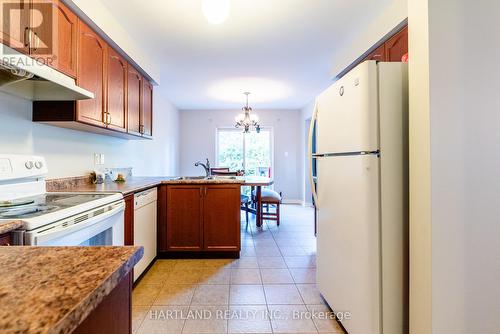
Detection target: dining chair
<box><xmin>210</xmin><ymin>170</ymin><xmax>253</xmax><ymax>224</ymax></box>
<box><xmin>253</xmin><ymin>189</ymin><xmax>282</xmax><ymax>226</ymax></box>
<box><xmin>210</xmin><ymin>167</ymin><xmax>230</xmax><ymax>174</ymax></box>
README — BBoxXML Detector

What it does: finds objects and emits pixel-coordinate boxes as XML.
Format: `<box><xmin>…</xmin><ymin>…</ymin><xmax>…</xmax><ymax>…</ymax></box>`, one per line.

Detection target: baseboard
<box><xmin>282</xmin><ymin>199</ymin><xmax>304</xmax><ymax>205</ymax></box>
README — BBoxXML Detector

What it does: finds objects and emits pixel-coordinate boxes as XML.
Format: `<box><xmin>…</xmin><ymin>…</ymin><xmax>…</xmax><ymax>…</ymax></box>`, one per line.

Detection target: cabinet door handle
<box><xmin>24</xmin><ymin>27</ymin><xmax>30</xmax><ymax>47</ymax></box>
<box><xmin>108</xmin><ymin>113</ymin><xmax>112</xmax><ymax>125</ymax></box>
<box><xmin>139</xmin><ymin>124</ymin><xmax>144</xmax><ymax>134</ymax></box>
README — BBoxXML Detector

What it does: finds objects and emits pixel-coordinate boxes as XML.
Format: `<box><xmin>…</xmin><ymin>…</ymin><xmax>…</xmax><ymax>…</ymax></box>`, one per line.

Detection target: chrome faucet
<box><xmin>195</xmin><ymin>158</ymin><xmax>211</xmax><ymax>177</ymax></box>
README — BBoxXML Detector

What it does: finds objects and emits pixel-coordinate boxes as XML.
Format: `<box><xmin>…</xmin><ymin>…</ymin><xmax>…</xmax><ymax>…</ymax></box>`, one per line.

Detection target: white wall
<box><xmin>330</xmin><ymin>0</ymin><xmax>407</xmax><ymax>78</ymax></box>
<box><xmin>179</xmin><ymin>109</ymin><xmax>302</xmax><ymax>201</ymax></box>
<box><xmin>0</xmin><ymin>87</ymin><xmax>179</xmax><ymax>178</ymax></box>
<box><xmin>409</xmin><ymin>0</ymin><xmax>500</xmax><ymax>333</ymax></box>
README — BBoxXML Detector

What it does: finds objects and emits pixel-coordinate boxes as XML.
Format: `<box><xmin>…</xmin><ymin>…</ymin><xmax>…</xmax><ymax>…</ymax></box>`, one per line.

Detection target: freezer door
<box><xmin>316</xmin><ymin>61</ymin><xmax>379</xmax><ymax>154</ymax></box>
<box><xmin>316</xmin><ymin>154</ymin><xmax>381</xmax><ymax>334</ymax></box>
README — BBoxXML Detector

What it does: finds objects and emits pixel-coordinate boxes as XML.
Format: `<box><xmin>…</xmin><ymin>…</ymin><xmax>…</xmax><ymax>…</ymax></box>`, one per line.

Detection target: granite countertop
<box><xmin>0</xmin><ymin>246</ymin><xmax>143</xmax><ymax>334</ymax></box>
<box><xmin>48</xmin><ymin>176</ymin><xmax>245</xmax><ymax>195</ymax></box>
<box><xmin>0</xmin><ymin>221</ymin><xmax>22</xmax><ymax>235</ymax></box>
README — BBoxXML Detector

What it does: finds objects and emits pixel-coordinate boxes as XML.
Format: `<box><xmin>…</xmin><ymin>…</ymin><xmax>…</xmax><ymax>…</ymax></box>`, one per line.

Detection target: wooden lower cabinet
<box><xmin>124</xmin><ymin>194</ymin><xmax>134</xmax><ymax>246</ymax></box>
<box><xmin>158</xmin><ymin>184</ymin><xmax>241</xmax><ymax>255</ymax></box>
<box><xmin>165</xmin><ymin>185</ymin><xmax>204</xmax><ymax>251</ymax></box>
<box><xmin>0</xmin><ymin>233</ymin><xmax>12</xmax><ymax>246</ymax></box>
<box><xmin>73</xmin><ymin>272</ymin><xmax>132</xmax><ymax>334</ymax></box>
<box><xmin>204</xmin><ymin>185</ymin><xmax>241</xmax><ymax>252</ymax></box>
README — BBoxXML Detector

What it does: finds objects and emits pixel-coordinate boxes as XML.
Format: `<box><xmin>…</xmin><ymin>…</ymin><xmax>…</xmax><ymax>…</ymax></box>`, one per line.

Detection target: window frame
<box><xmin>215</xmin><ymin>126</ymin><xmax>275</xmax><ymax>177</ymax></box>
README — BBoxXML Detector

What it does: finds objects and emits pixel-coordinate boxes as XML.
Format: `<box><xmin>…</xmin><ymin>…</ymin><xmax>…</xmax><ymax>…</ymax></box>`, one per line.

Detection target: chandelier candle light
<box><xmin>235</xmin><ymin>92</ymin><xmax>261</xmax><ymax>133</ymax></box>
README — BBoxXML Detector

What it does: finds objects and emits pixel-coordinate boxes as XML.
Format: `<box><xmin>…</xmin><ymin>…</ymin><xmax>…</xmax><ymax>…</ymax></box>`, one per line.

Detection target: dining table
<box><xmin>240</xmin><ymin>176</ymin><xmax>274</xmax><ymax>227</ymax></box>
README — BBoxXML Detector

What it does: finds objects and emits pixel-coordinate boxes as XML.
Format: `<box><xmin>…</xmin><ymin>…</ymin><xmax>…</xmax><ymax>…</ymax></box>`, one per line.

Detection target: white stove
<box><xmin>0</xmin><ymin>155</ymin><xmax>125</xmax><ymax>246</ymax></box>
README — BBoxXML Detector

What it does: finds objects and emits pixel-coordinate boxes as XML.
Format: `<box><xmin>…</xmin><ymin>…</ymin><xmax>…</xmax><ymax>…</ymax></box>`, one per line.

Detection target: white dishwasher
<box><xmin>133</xmin><ymin>188</ymin><xmax>157</xmax><ymax>281</ymax></box>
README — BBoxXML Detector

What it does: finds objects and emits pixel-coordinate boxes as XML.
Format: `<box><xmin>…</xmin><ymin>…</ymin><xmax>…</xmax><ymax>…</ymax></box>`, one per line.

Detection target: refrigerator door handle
<box><xmin>308</xmin><ymin>100</ymin><xmax>320</xmax><ymax>208</ymax></box>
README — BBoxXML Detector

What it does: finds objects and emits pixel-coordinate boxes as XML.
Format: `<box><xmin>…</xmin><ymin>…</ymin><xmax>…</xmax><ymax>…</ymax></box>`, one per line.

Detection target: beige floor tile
<box><xmin>183</xmin><ymin>305</ymin><xmax>229</xmax><ymax>333</ymax></box>
<box><xmin>268</xmin><ymin>304</ymin><xmax>317</xmax><ymax>333</ymax></box>
<box><xmin>253</xmin><ymin>239</ymin><xmax>278</xmax><ymax>247</ymax></box>
<box><xmin>255</xmin><ymin>246</ymin><xmax>281</xmax><ymax>257</ymax></box>
<box><xmin>199</xmin><ymin>268</ymin><xmax>232</xmax><ymax>285</ymax></box>
<box><xmin>139</xmin><ymin>269</ymin><xmax>171</xmax><ymax>285</ymax></box>
<box><xmin>306</xmin><ymin>304</ymin><xmax>344</xmax><ymax>333</ymax></box>
<box><xmin>241</xmin><ymin>247</ymin><xmax>257</xmax><ymax>257</ymax></box>
<box><xmin>230</xmin><ymin>268</ymin><xmax>262</xmax><ymax>284</ymax></box>
<box><xmin>231</xmin><ymin>257</ymin><xmax>260</xmax><ymax>269</ymax></box>
<box><xmin>203</xmin><ymin>259</ymin><xmax>235</xmax><ymax>269</ymax></box>
<box><xmin>228</xmin><ymin>305</ymin><xmax>272</xmax><ymax>333</ymax></box>
<box><xmin>296</xmin><ymin>284</ymin><xmax>325</xmax><ymax>305</ymax></box>
<box><xmin>260</xmin><ymin>269</ymin><xmax>294</xmax><ymax>284</ymax></box>
<box><xmin>154</xmin><ymin>284</ymin><xmax>197</xmax><ymax>306</ymax></box>
<box><xmin>229</xmin><ymin>285</ymin><xmax>266</xmax><ymax>305</ymax></box>
<box><xmin>241</xmin><ymin>238</ymin><xmax>255</xmax><ymax>247</ymax></box>
<box><xmin>137</xmin><ymin>306</ymin><xmax>188</xmax><ymax>334</ymax></box>
<box><xmin>166</xmin><ymin>269</ymin><xmax>204</xmax><ymax>284</ymax></box>
<box><xmin>191</xmin><ymin>285</ymin><xmax>230</xmax><ymax>305</ymax></box>
<box><xmin>284</xmin><ymin>256</ymin><xmax>316</xmax><ymax>269</ymax></box>
<box><xmin>279</xmin><ymin>246</ymin><xmax>308</xmax><ymax>256</ymax></box>
<box><xmin>264</xmin><ymin>285</ymin><xmax>303</xmax><ymax>304</ymax></box>
<box><xmin>133</xmin><ymin>284</ymin><xmax>162</xmax><ymax>306</ymax></box>
<box><xmin>257</xmin><ymin>256</ymin><xmax>287</xmax><ymax>269</ymax></box>
<box><xmin>290</xmin><ymin>268</ymin><xmax>316</xmax><ymax>284</ymax></box>
<box><xmin>132</xmin><ymin>306</ymin><xmax>149</xmax><ymax>334</ymax></box>
<box><xmin>152</xmin><ymin>259</ymin><xmax>178</xmax><ymax>272</ymax></box>
<box><xmin>175</xmin><ymin>259</ymin><xmax>210</xmax><ymax>270</ymax></box>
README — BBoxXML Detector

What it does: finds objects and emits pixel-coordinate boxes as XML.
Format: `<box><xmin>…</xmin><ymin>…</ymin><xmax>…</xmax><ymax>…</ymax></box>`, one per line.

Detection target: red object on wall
<box><xmin>401</xmin><ymin>53</ymin><xmax>409</xmax><ymax>63</ymax></box>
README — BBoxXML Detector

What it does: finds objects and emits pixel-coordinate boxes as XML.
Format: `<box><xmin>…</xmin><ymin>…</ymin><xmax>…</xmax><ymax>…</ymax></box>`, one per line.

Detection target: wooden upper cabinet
<box><xmin>30</xmin><ymin>0</ymin><xmax>78</xmax><ymax>77</ymax></box>
<box><xmin>385</xmin><ymin>26</ymin><xmax>408</xmax><ymax>62</ymax></box>
<box><xmin>166</xmin><ymin>186</ymin><xmax>203</xmax><ymax>251</ymax></box>
<box><xmin>365</xmin><ymin>44</ymin><xmax>386</xmax><ymax>62</ymax></box>
<box><xmin>0</xmin><ymin>0</ymin><xmax>30</xmax><ymax>54</ymax></box>
<box><xmin>106</xmin><ymin>48</ymin><xmax>127</xmax><ymax>132</ymax></box>
<box><xmin>76</xmin><ymin>19</ymin><xmax>106</xmax><ymax>126</ymax></box>
<box><xmin>127</xmin><ymin>65</ymin><xmax>142</xmax><ymax>136</ymax></box>
<box><xmin>203</xmin><ymin>185</ymin><xmax>241</xmax><ymax>251</ymax></box>
<box><xmin>141</xmin><ymin>79</ymin><xmax>153</xmax><ymax>137</ymax></box>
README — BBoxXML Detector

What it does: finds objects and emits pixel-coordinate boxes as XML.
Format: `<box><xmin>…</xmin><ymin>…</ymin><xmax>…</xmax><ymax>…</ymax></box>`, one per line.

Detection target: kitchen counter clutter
<box><xmin>0</xmin><ymin>246</ymin><xmax>143</xmax><ymax>334</ymax></box>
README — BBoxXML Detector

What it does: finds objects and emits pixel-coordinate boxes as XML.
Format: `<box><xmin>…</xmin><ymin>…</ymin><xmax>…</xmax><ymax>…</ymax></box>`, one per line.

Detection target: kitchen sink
<box><xmin>172</xmin><ymin>176</ymin><xmax>238</xmax><ymax>181</ymax></box>
<box><xmin>173</xmin><ymin>176</ymin><xmax>207</xmax><ymax>180</ymax></box>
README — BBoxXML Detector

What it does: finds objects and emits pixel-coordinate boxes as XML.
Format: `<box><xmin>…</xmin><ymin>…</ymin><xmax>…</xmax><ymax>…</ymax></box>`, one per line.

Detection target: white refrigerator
<box><xmin>308</xmin><ymin>61</ymin><xmax>409</xmax><ymax>334</ymax></box>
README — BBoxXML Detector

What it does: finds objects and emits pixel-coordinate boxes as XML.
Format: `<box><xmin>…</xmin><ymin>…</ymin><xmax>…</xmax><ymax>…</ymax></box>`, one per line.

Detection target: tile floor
<box><xmin>132</xmin><ymin>204</ymin><xmax>345</xmax><ymax>334</ymax></box>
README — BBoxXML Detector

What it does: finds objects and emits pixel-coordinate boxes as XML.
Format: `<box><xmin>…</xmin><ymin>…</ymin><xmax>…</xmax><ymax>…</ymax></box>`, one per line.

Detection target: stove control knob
<box><xmin>25</xmin><ymin>161</ymin><xmax>34</xmax><ymax>169</ymax></box>
<box><xmin>35</xmin><ymin>161</ymin><xmax>43</xmax><ymax>169</ymax></box>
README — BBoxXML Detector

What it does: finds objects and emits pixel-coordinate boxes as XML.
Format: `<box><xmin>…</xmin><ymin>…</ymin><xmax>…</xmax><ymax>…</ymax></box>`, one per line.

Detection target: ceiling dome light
<box><xmin>208</xmin><ymin>77</ymin><xmax>291</xmax><ymax>103</ymax></box>
<box><xmin>202</xmin><ymin>0</ymin><xmax>230</xmax><ymax>24</ymax></box>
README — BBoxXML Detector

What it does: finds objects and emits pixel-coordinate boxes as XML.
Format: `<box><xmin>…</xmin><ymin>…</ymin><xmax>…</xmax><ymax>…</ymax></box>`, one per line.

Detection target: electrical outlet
<box><xmin>94</xmin><ymin>153</ymin><xmax>105</xmax><ymax>165</ymax></box>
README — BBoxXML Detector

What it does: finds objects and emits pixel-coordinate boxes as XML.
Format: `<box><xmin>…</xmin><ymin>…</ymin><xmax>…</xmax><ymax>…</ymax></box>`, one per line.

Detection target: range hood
<box><xmin>0</xmin><ymin>44</ymin><xmax>94</xmax><ymax>101</ymax></box>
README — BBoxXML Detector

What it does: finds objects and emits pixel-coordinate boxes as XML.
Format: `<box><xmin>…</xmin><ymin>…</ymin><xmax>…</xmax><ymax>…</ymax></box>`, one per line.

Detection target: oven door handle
<box><xmin>30</xmin><ymin>201</ymin><xmax>125</xmax><ymax>245</ymax></box>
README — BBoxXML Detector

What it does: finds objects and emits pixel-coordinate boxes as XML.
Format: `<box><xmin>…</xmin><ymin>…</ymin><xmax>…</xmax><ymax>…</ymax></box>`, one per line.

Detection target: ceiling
<box><xmin>101</xmin><ymin>0</ymin><xmax>390</xmax><ymax>110</ymax></box>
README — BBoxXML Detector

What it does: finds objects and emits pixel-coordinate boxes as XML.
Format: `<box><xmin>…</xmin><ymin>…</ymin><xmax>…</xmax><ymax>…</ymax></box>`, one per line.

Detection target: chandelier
<box><xmin>235</xmin><ymin>92</ymin><xmax>261</xmax><ymax>133</ymax></box>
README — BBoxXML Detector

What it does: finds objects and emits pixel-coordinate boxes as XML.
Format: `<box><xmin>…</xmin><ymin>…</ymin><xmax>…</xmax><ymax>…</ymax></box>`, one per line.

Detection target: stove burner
<box><xmin>0</xmin><ymin>199</ymin><xmax>35</xmax><ymax>208</ymax></box>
